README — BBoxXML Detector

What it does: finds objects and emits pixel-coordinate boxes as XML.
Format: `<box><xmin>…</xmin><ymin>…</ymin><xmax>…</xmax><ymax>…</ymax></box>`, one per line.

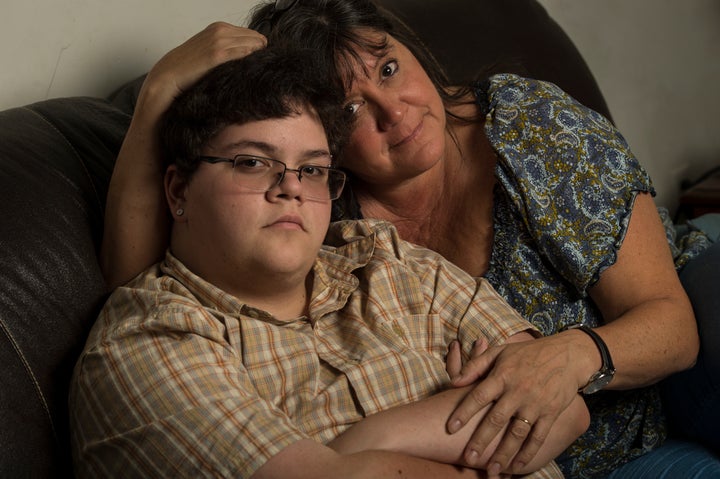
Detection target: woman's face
<box><xmin>340</xmin><ymin>32</ymin><xmax>447</xmax><ymax>187</ymax></box>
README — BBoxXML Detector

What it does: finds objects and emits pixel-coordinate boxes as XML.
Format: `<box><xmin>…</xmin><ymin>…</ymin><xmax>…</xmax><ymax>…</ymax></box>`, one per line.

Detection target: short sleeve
<box><xmin>482</xmin><ymin>74</ymin><xmax>654</xmax><ymax>293</ymax></box>
<box><xmin>70</xmin><ymin>286</ymin><xmax>307</xmax><ymax>478</ymax></box>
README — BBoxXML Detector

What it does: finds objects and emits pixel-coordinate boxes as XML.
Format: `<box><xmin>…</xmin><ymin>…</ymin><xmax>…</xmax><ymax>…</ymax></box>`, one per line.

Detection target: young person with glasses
<box><xmin>71</xmin><ymin>47</ymin><xmax>590</xmax><ymax>479</ymax></box>
<box><xmin>100</xmin><ymin>1</ymin><xmax>720</xmax><ymax>477</ymax></box>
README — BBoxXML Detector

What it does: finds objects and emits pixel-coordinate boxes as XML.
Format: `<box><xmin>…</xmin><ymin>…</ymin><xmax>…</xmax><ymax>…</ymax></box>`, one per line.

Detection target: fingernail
<box><xmin>466</xmin><ymin>449</ymin><xmax>479</xmax><ymax>464</ymax></box>
<box><xmin>488</xmin><ymin>462</ymin><xmax>501</xmax><ymax>476</ymax></box>
<box><xmin>447</xmin><ymin>419</ymin><xmax>462</xmax><ymax>434</ymax></box>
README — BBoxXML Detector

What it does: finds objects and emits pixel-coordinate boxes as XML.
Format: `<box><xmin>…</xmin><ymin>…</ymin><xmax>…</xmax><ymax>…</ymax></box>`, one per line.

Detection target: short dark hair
<box><xmin>160</xmin><ymin>47</ymin><xmax>352</xmax><ymax>179</ymax></box>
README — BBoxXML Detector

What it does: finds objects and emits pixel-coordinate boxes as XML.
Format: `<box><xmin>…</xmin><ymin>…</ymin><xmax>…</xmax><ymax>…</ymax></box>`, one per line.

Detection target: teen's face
<box><xmin>340</xmin><ymin>32</ymin><xmax>447</xmax><ymax>187</ymax></box>
<box><xmin>166</xmin><ymin>109</ymin><xmax>333</xmax><ymax>294</ymax></box>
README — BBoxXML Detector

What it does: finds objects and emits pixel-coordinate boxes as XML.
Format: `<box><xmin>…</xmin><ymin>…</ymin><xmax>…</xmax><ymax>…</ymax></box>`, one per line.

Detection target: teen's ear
<box><xmin>165</xmin><ymin>165</ymin><xmax>189</xmax><ymax>222</ymax></box>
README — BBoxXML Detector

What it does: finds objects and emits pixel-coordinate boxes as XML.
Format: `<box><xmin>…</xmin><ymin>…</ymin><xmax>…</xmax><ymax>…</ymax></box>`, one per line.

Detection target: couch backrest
<box><xmin>0</xmin><ymin>98</ymin><xmax>129</xmax><ymax>477</ymax></box>
<box><xmin>379</xmin><ymin>0</ymin><xmax>612</xmax><ymax>122</ymax></box>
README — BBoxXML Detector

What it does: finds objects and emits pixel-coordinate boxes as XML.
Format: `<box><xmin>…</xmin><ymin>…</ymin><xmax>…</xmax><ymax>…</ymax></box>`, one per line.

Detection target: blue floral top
<box><xmin>477</xmin><ymin>74</ymin><xmax>709</xmax><ymax>478</ymax></box>
<box><xmin>334</xmin><ymin>73</ymin><xmax>710</xmax><ymax>478</ymax></box>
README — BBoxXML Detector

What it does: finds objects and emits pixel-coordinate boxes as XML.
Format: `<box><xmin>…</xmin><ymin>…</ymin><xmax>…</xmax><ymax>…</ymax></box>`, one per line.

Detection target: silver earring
<box><xmin>176</xmin><ymin>208</ymin><xmax>184</xmax><ymax>216</ymax></box>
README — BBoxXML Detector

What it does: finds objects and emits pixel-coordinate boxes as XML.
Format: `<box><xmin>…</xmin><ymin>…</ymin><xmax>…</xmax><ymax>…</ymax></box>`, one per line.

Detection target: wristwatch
<box><xmin>568</xmin><ymin>324</ymin><xmax>615</xmax><ymax>394</ymax></box>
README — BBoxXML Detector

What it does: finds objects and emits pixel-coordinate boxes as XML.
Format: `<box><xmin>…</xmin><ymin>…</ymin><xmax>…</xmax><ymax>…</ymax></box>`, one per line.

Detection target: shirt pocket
<box><xmin>380</xmin><ymin>313</ymin><xmax>450</xmax><ymax>361</ymax></box>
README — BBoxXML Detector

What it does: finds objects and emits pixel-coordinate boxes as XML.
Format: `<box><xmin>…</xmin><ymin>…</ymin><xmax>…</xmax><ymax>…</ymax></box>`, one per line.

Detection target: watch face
<box><xmin>583</xmin><ymin>372</ymin><xmax>614</xmax><ymax>395</ymax></box>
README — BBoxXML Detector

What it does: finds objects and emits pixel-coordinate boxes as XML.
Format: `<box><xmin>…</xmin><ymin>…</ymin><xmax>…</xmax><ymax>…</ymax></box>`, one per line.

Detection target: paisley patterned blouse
<box><xmin>334</xmin><ymin>73</ymin><xmax>710</xmax><ymax>478</ymax></box>
<box><xmin>476</xmin><ymin>74</ymin><xmax>709</xmax><ymax>478</ymax></box>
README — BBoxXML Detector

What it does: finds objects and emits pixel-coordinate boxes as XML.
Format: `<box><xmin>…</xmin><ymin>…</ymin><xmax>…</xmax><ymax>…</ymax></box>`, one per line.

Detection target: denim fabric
<box><xmin>662</xmin><ymin>240</ymin><xmax>720</xmax><ymax>454</ymax></box>
<box><xmin>605</xmin><ymin>440</ymin><xmax>720</xmax><ymax>479</ymax></box>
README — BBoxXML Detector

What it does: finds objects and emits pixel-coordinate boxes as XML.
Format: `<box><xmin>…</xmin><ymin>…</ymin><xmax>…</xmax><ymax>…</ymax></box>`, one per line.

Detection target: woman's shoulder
<box><xmin>473</xmin><ymin>73</ymin><xmax>612</xmax><ymax>127</ymax></box>
<box><xmin>475</xmin><ymin>73</ymin><xmax>572</xmax><ymax>105</ymax></box>
<box><xmin>477</xmin><ymin>72</ymin><xmax>633</xmax><ymax>169</ymax></box>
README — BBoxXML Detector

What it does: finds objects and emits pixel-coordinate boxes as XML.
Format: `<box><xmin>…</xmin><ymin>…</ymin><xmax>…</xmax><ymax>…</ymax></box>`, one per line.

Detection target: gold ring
<box><xmin>514</xmin><ymin>416</ymin><xmax>533</xmax><ymax>427</ymax></box>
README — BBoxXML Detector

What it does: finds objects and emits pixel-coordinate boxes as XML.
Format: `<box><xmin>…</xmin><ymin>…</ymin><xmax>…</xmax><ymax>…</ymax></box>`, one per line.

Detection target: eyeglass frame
<box><xmin>197</xmin><ymin>154</ymin><xmax>347</xmax><ymax>201</ymax></box>
<box><xmin>254</xmin><ymin>0</ymin><xmax>300</xmax><ymax>36</ymax></box>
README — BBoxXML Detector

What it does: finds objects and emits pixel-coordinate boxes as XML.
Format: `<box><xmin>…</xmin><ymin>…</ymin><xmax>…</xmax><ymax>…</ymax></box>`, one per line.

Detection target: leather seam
<box><xmin>0</xmin><ymin>315</ymin><xmax>57</xmax><ymax>440</ymax></box>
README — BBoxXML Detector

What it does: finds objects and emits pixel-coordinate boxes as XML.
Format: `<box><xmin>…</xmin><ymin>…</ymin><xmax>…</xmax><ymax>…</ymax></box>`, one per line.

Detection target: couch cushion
<box><xmin>0</xmin><ymin>97</ymin><xmax>129</xmax><ymax>477</ymax></box>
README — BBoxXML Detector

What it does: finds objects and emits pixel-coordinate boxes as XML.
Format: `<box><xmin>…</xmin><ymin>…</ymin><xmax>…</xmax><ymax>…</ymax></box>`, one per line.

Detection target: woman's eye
<box><xmin>381</xmin><ymin>60</ymin><xmax>398</xmax><ymax>79</ymax></box>
<box><xmin>344</xmin><ymin>102</ymin><xmax>362</xmax><ymax>115</ymax></box>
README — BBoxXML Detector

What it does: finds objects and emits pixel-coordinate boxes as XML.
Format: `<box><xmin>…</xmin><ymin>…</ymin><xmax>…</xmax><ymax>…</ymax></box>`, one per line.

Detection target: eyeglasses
<box><xmin>198</xmin><ymin>154</ymin><xmax>346</xmax><ymax>201</ymax></box>
<box><xmin>255</xmin><ymin>0</ymin><xmax>300</xmax><ymax>36</ymax></box>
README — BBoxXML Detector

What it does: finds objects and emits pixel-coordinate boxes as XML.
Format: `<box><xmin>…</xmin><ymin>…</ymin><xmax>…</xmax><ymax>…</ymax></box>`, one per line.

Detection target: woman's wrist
<box><xmin>559</xmin><ymin>328</ymin><xmax>604</xmax><ymax>390</ymax></box>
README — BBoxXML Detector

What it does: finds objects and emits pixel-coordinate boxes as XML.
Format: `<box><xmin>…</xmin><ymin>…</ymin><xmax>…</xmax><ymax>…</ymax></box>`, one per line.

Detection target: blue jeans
<box><xmin>605</xmin><ymin>440</ymin><xmax>720</xmax><ymax>478</ymax></box>
<box><xmin>661</xmin><ymin>240</ymin><xmax>720</xmax><ymax>453</ymax></box>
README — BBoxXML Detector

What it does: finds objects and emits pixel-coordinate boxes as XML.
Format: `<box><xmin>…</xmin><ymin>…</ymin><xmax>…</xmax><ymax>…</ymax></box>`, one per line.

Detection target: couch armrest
<box><xmin>0</xmin><ymin>97</ymin><xmax>129</xmax><ymax>477</ymax></box>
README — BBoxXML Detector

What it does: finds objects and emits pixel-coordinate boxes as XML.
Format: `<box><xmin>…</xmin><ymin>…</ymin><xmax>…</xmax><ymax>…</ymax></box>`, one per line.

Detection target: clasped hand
<box><xmin>445</xmin><ymin>333</ymin><xmax>587</xmax><ymax>476</ymax></box>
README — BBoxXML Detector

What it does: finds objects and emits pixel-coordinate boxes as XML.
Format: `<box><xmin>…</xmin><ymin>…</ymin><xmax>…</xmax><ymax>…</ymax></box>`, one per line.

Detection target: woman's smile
<box><xmin>390</xmin><ymin>117</ymin><xmax>424</xmax><ymax>150</ymax></box>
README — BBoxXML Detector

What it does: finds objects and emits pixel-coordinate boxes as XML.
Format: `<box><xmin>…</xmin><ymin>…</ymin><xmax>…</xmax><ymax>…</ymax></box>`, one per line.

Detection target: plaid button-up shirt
<box><xmin>71</xmin><ymin>219</ymin><xmax>561</xmax><ymax>478</ymax></box>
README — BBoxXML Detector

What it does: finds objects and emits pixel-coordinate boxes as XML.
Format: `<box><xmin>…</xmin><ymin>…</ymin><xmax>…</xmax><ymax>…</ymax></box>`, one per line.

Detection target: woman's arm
<box><xmin>445</xmin><ymin>193</ymin><xmax>698</xmax><ymax>472</ymax></box>
<box><xmin>101</xmin><ymin>23</ymin><xmax>267</xmax><ymax>289</ymax></box>
<box><xmin>586</xmin><ymin>192</ymin><xmax>697</xmax><ymax>384</ymax></box>
<box><xmin>326</xmin><ymin>332</ymin><xmax>588</xmax><ymax>477</ymax></box>
<box><xmin>327</xmin><ymin>385</ymin><xmax>586</xmax><ymax>476</ymax></box>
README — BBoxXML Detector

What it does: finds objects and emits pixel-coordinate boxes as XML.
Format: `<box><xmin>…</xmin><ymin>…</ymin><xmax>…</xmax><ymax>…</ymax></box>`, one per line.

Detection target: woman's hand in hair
<box><xmin>102</xmin><ymin>23</ymin><xmax>267</xmax><ymax>289</ymax></box>
<box><xmin>141</xmin><ymin>22</ymin><xmax>267</xmax><ymax>117</ymax></box>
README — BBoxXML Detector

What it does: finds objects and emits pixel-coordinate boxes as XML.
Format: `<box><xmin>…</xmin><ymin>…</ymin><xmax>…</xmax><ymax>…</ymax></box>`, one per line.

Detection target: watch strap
<box><xmin>569</xmin><ymin>324</ymin><xmax>615</xmax><ymax>392</ymax></box>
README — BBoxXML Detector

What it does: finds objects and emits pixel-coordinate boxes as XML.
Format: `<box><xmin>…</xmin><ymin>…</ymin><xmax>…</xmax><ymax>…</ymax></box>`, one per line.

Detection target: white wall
<box><xmin>1</xmin><ymin>0</ymin><xmax>256</xmax><ymax>110</ymax></box>
<box><xmin>3</xmin><ymin>0</ymin><xmax>719</xmax><ymax>211</ymax></box>
<box><xmin>538</xmin><ymin>0</ymin><xmax>720</xmax><ymax>210</ymax></box>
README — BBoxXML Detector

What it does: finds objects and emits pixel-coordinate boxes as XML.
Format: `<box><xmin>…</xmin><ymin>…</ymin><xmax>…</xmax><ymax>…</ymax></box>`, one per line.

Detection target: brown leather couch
<box><xmin>0</xmin><ymin>1</ymin><xmax>611</xmax><ymax>476</ymax></box>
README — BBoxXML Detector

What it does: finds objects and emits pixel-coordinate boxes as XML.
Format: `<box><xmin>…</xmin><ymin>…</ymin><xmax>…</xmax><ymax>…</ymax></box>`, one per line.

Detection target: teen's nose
<box><xmin>267</xmin><ymin>169</ymin><xmax>304</xmax><ymax>201</ymax></box>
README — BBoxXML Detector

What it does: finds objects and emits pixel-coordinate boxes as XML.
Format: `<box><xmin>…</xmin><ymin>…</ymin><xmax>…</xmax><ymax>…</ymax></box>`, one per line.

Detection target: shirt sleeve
<box><xmin>483</xmin><ymin>74</ymin><xmax>654</xmax><ymax>293</ymax></box>
<box><xmin>70</xmin><ymin>284</ymin><xmax>307</xmax><ymax>478</ymax></box>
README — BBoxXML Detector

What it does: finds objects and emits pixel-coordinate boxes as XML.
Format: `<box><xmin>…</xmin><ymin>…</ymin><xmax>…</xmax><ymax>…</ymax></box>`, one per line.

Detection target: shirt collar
<box><xmin>160</xmin><ymin>219</ymin><xmax>388</xmax><ymax>320</ymax></box>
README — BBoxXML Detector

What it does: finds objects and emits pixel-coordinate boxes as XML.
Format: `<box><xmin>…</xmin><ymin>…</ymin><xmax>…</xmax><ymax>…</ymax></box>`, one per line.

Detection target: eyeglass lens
<box><xmin>232</xmin><ymin>156</ymin><xmax>345</xmax><ymax>200</ymax></box>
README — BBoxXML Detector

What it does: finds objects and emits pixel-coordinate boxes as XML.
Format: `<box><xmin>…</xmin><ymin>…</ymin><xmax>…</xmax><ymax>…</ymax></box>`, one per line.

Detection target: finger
<box><xmin>484</xmin><ymin>460</ymin><xmax>504</xmax><ymax>479</ymax></box>
<box><xmin>182</xmin><ymin>23</ymin><xmax>265</xmax><ymax>62</ymax></box>
<box><xmin>510</xmin><ymin>416</ymin><xmax>553</xmax><ymax>473</ymax></box>
<box><xmin>451</xmin><ymin>346</ymin><xmax>501</xmax><ymax>386</ymax></box>
<box><xmin>470</xmin><ymin>338</ymin><xmax>489</xmax><ymax>358</ymax></box>
<box><xmin>484</xmin><ymin>414</ymin><xmax>536</xmax><ymax>474</ymax></box>
<box><xmin>151</xmin><ymin>25</ymin><xmax>265</xmax><ymax>87</ymax></box>
<box><xmin>445</xmin><ymin>340</ymin><xmax>462</xmax><ymax>379</ymax></box>
<box><xmin>199</xmin><ymin>24</ymin><xmax>267</xmax><ymax>65</ymax></box>
<box><xmin>460</xmin><ymin>399</ymin><xmax>517</xmax><ymax>466</ymax></box>
<box><xmin>220</xmin><ymin>37</ymin><xmax>267</xmax><ymax>62</ymax></box>
<box><xmin>447</xmin><ymin>376</ymin><xmax>503</xmax><ymax>434</ymax></box>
